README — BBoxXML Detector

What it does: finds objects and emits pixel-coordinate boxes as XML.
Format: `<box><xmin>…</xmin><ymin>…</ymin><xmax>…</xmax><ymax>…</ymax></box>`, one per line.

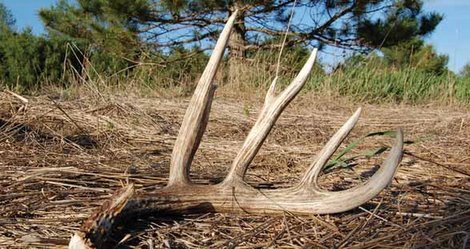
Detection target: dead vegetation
<box><xmin>0</xmin><ymin>90</ymin><xmax>469</xmax><ymax>248</ymax></box>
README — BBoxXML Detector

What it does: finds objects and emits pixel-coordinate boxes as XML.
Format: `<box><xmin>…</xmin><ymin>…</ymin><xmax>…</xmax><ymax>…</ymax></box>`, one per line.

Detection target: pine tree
<box><xmin>39</xmin><ymin>0</ymin><xmax>152</xmax><ymax>72</ymax></box>
<box><xmin>461</xmin><ymin>63</ymin><xmax>470</xmax><ymax>78</ymax></box>
<box><xmin>0</xmin><ymin>2</ymin><xmax>15</xmax><ymax>29</ymax></box>
<box><xmin>382</xmin><ymin>38</ymin><xmax>448</xmax><ymax>75</ymax></box>
<box><xmin>0</xmin><ymin>3</ymin><xmax>68</xmax><ymax>90</ymax></box>
<box><xmin>40</xmin><ymin>0</ymin><xmax>442</xmax><ymax>59</ymax></box>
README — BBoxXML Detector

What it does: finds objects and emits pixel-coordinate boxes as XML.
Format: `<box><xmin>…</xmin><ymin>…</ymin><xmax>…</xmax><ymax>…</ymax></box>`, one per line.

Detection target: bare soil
<box><xmin>0</xmin><ymin>91</ymin><xmax>469</xmax><ymax>248</ymax></box>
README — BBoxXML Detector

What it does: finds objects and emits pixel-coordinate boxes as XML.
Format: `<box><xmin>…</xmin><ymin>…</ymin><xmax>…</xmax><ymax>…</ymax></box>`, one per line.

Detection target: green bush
<box><xmin>0</xmin><ymin>28</ymin><xmax>65</xmax><ymax>90</ymax></box>
<box><xmin>304</xmin><ymin>63</ymin><xmax>462</xmax><ymax>104</ymax></box>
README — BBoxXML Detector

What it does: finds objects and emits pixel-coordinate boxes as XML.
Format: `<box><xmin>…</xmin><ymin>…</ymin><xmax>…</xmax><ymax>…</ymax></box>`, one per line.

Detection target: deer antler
<box><xmin>69</xmin><ymin>11</ymin><xmax>404</xmax><ymax>249</ymax></box>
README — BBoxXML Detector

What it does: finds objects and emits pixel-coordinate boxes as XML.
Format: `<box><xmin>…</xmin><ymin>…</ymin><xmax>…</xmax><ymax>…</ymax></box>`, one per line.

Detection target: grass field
<box><xmin>0</xmin><ymin>87</ymin><xmax>469</xmax><ymax>248</ymax></box>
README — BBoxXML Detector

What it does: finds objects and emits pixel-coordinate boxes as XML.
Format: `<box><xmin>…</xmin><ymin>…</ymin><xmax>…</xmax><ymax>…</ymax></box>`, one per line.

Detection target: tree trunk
<box><xmin>227</xmin><ymin>4</ymin><xmax>247</xmax><ymax>87</ymax></box>
<box><xmin>228</xmin><ymin>12</ymin><xmax>246</xmax><ymax>59</ymax></box>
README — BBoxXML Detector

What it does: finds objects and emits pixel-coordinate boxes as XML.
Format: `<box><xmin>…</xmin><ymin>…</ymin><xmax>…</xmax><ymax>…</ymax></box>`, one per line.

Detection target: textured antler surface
<box><xmin>168</xmin><ymin>10</ymin><xmax>238</xmax><ymax>186</ymax></box>
<box><xmin>69</xmin><ymin>10</ymin><xmax>404</xmax><ymax>249</ymax></box>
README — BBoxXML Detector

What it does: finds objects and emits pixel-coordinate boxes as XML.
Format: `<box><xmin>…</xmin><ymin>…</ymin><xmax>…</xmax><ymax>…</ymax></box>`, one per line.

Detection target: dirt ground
<box><xmin>0</xmin><ymin>90</ymin><xmax>469</xmax><ymax>248</ymax></box>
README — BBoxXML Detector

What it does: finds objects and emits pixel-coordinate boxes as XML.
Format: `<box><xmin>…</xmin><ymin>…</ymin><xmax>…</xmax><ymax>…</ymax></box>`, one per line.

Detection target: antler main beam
<box><xmin>69</xmin><ymin>11</ymin><xmax>404</xmax><ymax>249</ymax></box>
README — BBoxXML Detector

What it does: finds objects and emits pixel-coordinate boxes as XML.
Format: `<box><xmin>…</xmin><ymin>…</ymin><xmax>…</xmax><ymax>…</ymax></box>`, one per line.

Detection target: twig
<box><xmin>358</xmin><ymin>206</ymin><xmax>403</xmax><ymax>229</ymax></box>
<box><xmin>275</xmin><ymin>0</ymin><xmax>298</xmax><ymax>79</ymax></box>
<box><xmin>5</xmin><ymin>90</ymin><xmax>29</xmax><ymax>104</ymax></box>
<box><xmin>404</xmin><ymin>151</ymin><xmax>470</xmax><ymax>177</ymax></box>
<box><xmin>47</xmin><ymin>96</ymin><xmax>87</xmax><ymax>134</ymax></box>
<box><xmin>45</xmin><ymin>181</ymin><xmax>111</xmax><ymax>192</ymax></box>
<box><xmin>395</xmin><ymin>212</ymin><xmax>443</xmax><ymax>219</ymax></box>
<box><xmin>337</xmin><ymin>198</ymin><xmax>384</xmax><ymax>248</ymax></box>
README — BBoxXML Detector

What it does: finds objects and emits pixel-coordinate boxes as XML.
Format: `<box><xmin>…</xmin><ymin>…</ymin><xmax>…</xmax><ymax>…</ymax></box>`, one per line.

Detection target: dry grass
<box><xmin>0</xmin><ymin>88</ymin><xmax>469</xmax><ymax>248</ymax></box>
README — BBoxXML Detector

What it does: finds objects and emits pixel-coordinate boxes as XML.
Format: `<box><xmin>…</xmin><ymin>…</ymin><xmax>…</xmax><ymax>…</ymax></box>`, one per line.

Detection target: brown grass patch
<box><xmin>0</xmin><ymin>90</ymin><xmax>469</xmax><ymax>248</ymax></box>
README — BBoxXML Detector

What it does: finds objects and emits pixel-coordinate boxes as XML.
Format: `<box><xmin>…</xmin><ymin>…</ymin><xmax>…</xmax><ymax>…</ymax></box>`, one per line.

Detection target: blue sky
<box><xmin>426</xmin><ymin>0</ymin><xmax>470</xmax><ymax>73</ymax></box>
<box><xmin>2</xmin><ymin>0</ymin><xmax>470</xmax><ymax>73</ymax></box>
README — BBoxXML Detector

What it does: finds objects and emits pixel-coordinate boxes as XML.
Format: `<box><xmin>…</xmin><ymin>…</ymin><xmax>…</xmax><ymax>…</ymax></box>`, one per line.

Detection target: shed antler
<box><xmin>69</xmin><ymin>11</ymin><xmax>404</xmax><ymax>249</ymax></box>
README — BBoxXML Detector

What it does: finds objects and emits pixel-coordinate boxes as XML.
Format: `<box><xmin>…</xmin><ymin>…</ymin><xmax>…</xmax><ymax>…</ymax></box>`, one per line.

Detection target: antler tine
<box><xmin>300</xmin><ymin>129</ymin><xmax>404</xmax><ymax>213</ymax></box>
<box><xmin>224</xmin><ymin>48</ymin><xmax>318</xmax><ymax>183</ymax></box>
<box><xmin>297</xmin><ymin>107</ymin><xmax>362</xmax><ymax>190</ymax></box>
<box><xmin>168</xmin><ymin>11</ymin><xmax>238</xmax><ymax>187</ymax></box>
